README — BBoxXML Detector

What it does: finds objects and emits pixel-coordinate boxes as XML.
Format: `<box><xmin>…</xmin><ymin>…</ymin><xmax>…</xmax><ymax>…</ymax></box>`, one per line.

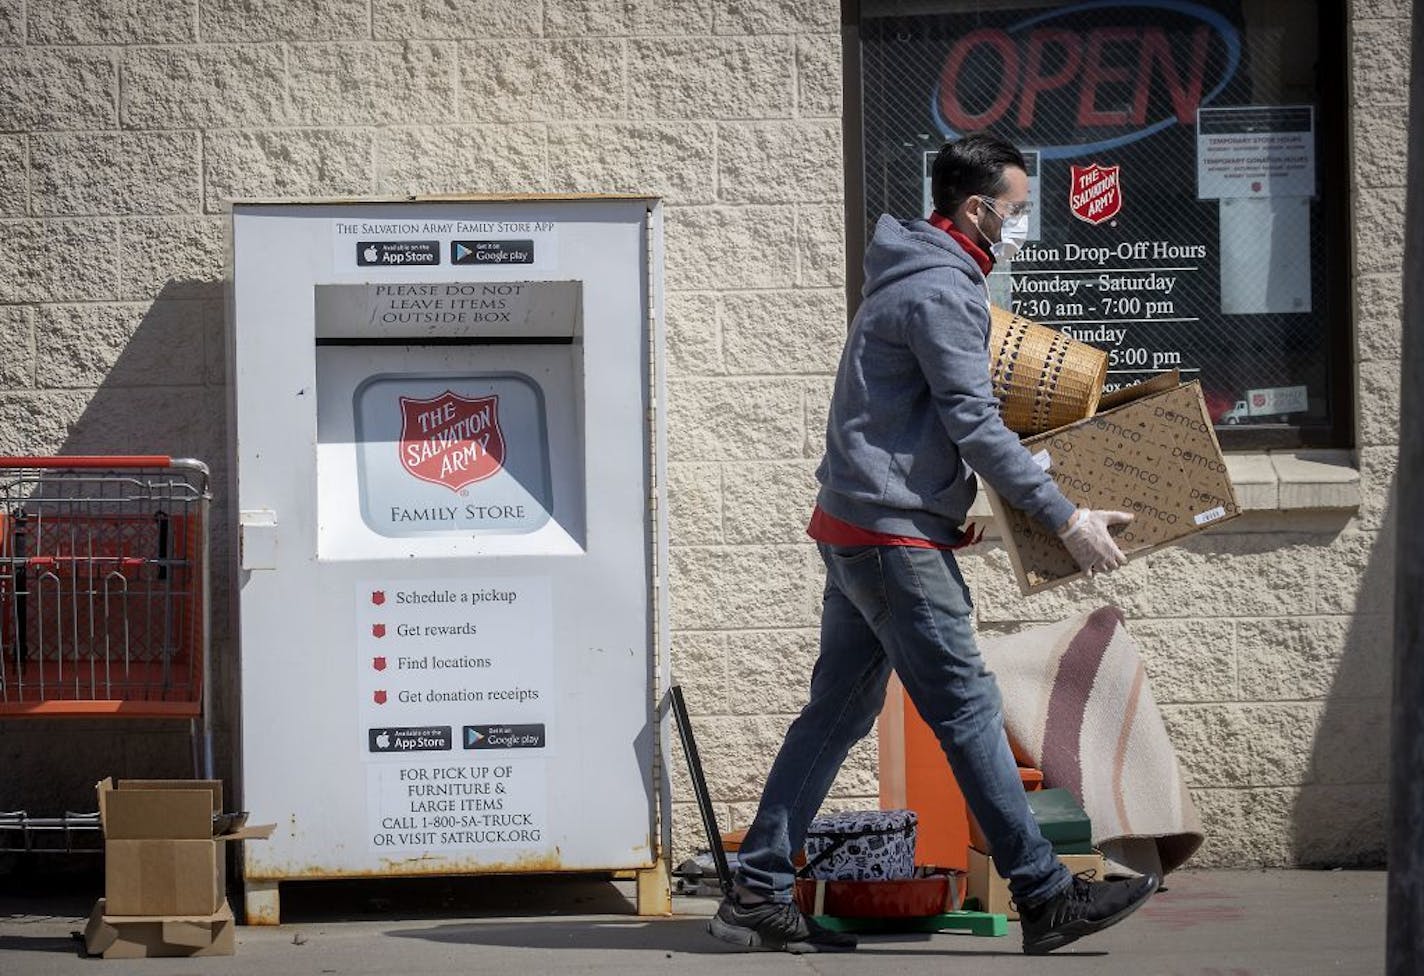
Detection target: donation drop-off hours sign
<box><xmin>358</xmin><ymin>577</ymin><xmax>552</xmax><ymax>854</ymax></box>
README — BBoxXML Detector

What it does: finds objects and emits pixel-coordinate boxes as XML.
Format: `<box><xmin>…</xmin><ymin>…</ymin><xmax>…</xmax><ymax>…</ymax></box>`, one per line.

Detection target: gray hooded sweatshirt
<box><xmin>815</xmin><ymin>214</ymin><xmax>1076</xmax><ymax>542</ymax></box>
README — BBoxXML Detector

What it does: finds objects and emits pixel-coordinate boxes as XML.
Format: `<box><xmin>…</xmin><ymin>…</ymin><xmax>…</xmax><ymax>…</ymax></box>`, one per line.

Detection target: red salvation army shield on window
<box><xmin>1069</xmin><ymin>163</ymin><xmax>1122</xmax><ymax>225</ymax></box>
<box><xmin>398</xmin><ymin>391</ymin><xmax>507</xmax><ymax>492</ymax></box>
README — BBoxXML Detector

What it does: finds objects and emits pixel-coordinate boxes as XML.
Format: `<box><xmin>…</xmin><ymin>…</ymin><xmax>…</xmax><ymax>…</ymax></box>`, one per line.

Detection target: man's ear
<box><xmin>954</xmin><ymin>195</ymin><xmax>981</xmax><ymax>227</ymax></box>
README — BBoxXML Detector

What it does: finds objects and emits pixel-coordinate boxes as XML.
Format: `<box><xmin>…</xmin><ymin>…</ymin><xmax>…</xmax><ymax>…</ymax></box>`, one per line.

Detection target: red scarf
<box><xmin>928</xmin><ymin>210</ymin><xmax>993</xmax><ymax>277</ymax></box>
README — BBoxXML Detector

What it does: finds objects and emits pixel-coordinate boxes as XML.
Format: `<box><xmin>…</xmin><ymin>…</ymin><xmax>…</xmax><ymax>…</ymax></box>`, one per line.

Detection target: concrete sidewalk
<box><xmin>0</xmin><ymin>869</ymin><xmax>1384</xmax><ymax>975</ymax></box>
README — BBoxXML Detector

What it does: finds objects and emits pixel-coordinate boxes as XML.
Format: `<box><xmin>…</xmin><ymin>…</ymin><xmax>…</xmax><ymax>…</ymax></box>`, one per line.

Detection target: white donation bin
<box><xmin>228</xmin><ymin>196</ymin><xmax>670</xmax><ymax>922</ymax></box>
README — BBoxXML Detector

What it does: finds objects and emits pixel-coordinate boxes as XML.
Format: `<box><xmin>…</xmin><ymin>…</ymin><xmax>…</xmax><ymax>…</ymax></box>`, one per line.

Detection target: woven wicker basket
<box><xmin>988</xmin><ymin>305</ymin><xmax>1108</xmax><ymax>434</ymax></box>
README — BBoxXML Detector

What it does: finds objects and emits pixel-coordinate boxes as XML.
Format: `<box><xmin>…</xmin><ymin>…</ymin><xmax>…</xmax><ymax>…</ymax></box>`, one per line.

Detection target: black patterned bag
<box><xmin>800</xmin><ymin>809</ymin><xmax>918</xmax><ymax>881</ymax></box>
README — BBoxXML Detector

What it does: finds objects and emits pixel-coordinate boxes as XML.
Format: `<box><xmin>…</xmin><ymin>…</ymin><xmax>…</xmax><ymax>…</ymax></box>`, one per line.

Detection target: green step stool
<box><xmin>812</xmin><ymin>910</ymin><xmax>1008</xmax><ymax>937</ymax></box>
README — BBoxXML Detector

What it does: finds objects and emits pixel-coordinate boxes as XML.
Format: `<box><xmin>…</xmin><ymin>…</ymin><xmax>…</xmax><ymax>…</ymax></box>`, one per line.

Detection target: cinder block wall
<box><xmin>0</xmin><ymin>0</ymin><xmax>1405</xmax><ymax>869</ymax></box>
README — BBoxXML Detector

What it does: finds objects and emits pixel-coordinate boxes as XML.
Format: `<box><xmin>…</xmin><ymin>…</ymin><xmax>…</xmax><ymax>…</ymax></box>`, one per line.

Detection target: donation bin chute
<box><xmin>229</xmin><ymin>196</ymin><xmax>669</xmax><ymax>922</ymax></box>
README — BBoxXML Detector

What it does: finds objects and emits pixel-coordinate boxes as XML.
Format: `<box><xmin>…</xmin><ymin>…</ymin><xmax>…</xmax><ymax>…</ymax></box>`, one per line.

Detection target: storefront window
<box><xmin>847</xmin><ymin>0</ymin><xmax>1349</xmax><ymax>447</ymax></box>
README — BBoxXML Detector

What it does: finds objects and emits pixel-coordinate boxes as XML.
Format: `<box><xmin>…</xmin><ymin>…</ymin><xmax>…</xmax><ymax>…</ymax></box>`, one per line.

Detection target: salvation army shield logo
<box><xmin>1069</xmin><ymin>163</ymin><xmax>1122</xmax><ymax>225</ymax></box>
<box><xmin>398</xmin><ymin>391</ymin><xmax>506</xmax><ymax>492</ymax></box>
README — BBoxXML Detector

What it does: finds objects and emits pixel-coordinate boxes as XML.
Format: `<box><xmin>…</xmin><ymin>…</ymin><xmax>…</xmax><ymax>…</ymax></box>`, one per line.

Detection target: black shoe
<box><xmin>707</xmin><ymin>895</ymin><xmax>858</xmax><ymax>953</ymax></box>
<box><xmin>1019</xmin><ymin>870</ymin><xmax>1158</xmax><ymax>955</ymax></box>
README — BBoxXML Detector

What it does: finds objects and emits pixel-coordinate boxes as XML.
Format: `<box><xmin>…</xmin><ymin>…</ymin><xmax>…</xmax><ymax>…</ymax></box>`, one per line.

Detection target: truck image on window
<box><xmin>1220</xmin><ymin>386</ymin><xmax>1310</xmax><ymax>424</ymax></box>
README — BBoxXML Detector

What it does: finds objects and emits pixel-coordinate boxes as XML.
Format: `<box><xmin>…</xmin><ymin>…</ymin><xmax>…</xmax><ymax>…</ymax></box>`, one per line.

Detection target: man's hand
<box><xmin>1056</xmin><ymin>508</ymin><xmax>1133</xmax><ymax>577</ymax></box>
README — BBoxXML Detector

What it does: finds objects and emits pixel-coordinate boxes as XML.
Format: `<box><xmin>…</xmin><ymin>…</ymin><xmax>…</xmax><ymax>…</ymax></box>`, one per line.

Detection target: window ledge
<box><xmin>966</xmin><ymin>449</ymin><xmax>1360</xmax><ymax>521</ymax></box>
<box><xmin>1225</xmin><ymin>450</ymin><xmax>1361</xmax><ymax>512</ymax></box>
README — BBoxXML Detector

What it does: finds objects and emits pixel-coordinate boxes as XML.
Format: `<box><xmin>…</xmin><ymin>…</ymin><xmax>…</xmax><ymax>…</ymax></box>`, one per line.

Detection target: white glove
<box><xmin>1056</xmin><ymin>509</ymin><xmax>1133</xmax><ymax>577</ymax></box>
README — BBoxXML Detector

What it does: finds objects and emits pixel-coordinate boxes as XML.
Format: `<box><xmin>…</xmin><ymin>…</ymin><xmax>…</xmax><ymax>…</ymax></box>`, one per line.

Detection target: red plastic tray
<box><xmin>793</xmin><ymin>874</ymin><xmax>965</xmax><ymax>918</ymax></box>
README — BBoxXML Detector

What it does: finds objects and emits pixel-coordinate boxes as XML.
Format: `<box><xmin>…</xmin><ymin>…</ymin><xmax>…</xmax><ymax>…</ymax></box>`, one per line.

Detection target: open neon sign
<box><xmin>931</xmin><ymin>0</ymin><xmax>1241</xmax><ymax>159</ymax></box>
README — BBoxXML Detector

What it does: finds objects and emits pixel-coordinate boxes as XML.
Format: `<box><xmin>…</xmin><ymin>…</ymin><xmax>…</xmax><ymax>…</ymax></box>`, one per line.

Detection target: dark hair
<box><xmin>931</xmin><ymin>131</ymin><xmax>1026</xmax><ymax>216</ymax></box>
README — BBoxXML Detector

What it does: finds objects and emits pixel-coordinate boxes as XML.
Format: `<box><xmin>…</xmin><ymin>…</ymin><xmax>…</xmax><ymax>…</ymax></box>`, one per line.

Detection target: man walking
<box><xmin>708</xmin><ymin>132</ymin><xmax>1157</xmax><ymax>955</ymax></box>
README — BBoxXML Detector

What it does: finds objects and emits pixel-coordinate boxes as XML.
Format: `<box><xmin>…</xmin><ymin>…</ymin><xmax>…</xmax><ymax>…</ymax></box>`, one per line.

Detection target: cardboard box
<box><xmin>964</xmin><ymin>846</ymin><xmax>1105</xmax><ymax>920</ymax></box>
<box><xmin>100</xmin><ymin>778</ymin><xmax>223</xmax><ymax>840</ymax></box>
<box><xmin>105</xmin><ymin>839</ymin><xmax>227</xmax><ymax>916</ymax></box>
<box><xmin>97</xmin><ymin>778</ymin><xmax>274</xmax><ymax>918</ymax></box>
<box><xmin>986</xmin><ymin>380</ymin><xmax>1240</xmax><ymax>595</ymax></box>
<box><xmin>84</xmin><ymin>898</ymin><xmax>235</xmax><ymax>959</ymax></box>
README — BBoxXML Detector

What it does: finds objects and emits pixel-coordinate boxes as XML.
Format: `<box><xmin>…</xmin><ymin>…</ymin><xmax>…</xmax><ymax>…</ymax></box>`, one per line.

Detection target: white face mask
<box><xmin>973</xmin><ymin>196</ymin><xmax>1031</xmax><ymax>264</ymax></box>
<box><xmin>992</xmin><ymin>212</ymin><xmax>1030</xmax><ymax>262</ymax></box>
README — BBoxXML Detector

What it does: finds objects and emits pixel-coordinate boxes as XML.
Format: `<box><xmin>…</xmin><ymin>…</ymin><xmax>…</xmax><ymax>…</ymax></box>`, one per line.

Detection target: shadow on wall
<box><xmin>1291</xmin><ymin>476</ymin><xmax>1396</xmax><ymax>868</ymax></box>
<box><xmin>0</xmin><ymin>280</ymin><xmax>238</xmax><ymax>816</ymax></box>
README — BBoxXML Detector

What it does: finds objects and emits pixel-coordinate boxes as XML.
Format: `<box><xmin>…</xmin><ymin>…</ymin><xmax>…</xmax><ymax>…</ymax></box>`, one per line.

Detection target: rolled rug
<box><xmin>979</xmin><ymin>606</ymin><xmax>1204</xmax><ymax>877</ymax></box>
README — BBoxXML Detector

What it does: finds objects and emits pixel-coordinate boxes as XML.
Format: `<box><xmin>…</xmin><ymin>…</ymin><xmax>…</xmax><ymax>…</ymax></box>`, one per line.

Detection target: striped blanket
<box><xmin>980</xmin><ymin>606</ymin><xmax>1203</xmax><ymax>875</ymax></box>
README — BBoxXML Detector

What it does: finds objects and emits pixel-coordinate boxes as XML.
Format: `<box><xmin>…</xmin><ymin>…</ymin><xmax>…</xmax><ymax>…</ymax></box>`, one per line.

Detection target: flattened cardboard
<box><xmin>1097</xmin><ymin>368</ymin><xmax>1181</xmax><ymax>411</ymax></box>
<box><xmin>105</xmin><ymin>839</ymin><xmax>225</xmax><ymax>916</ymax></box>
<box><xmin>987</xmin><ymin>381</ymin><xmax>1240</xmax><ymax>595</ymax></box>
<box><xmin>85</xmin><ymin>898</ymin><xmax>236</xmax><ymax>959</ymax></box>
<box><xmin>217</xmin><ymin>823</ymin><xmax>276</xmax><ymax>842</ymax></box>
<box><xmin>964</xmin><ymin>847</ymin><xmax>1104</xmax><ymax>920</ymax></box>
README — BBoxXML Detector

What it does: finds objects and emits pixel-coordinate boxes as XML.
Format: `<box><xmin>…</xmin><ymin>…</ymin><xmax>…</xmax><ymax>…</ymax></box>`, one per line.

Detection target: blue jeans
<box><xmin>733</xmin><ymin>542</ymin><xmax>1071</xmax><ymax>908</ymax></box>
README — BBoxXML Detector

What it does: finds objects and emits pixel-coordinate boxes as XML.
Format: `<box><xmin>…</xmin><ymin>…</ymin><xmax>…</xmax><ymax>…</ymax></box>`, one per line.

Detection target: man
<box><xmin>708</xmin><ymin>132</ymin><xmax>1156</xmax><ymax>956</ymax></box>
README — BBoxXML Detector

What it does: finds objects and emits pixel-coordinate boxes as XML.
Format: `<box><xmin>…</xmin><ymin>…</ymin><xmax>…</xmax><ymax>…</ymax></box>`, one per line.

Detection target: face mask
<box><xmin>991</xmin><ymin>212</ymin><xmax>1030</xmax><ymax>262</ymax></box>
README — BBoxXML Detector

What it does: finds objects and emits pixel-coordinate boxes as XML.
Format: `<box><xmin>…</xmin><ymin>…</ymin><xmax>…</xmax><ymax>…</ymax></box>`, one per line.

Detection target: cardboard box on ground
<box><xmin>986</xmin><ymin>374</ymin><xmax>1241</xmax><ymax>595</ymax></box>
<box><xmin>964</xmin><ymin>847</ymin><xmax>1105</xmax><ymax>920</ymax></box>
<box><xmin>83</xmin><ymin>901</ymin><xmax>237</xmax><ymax>960</ymax></box>
<box><xmin>87</xmin><ymin>778</ymin><xmax>273</xmax><ymax>959</ymax></box>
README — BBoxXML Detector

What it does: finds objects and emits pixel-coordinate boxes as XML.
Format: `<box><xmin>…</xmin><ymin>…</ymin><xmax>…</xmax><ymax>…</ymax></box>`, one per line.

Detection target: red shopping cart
<box><xmin>0</xmin><ymin>456</ymin><xmax>212</xmax><ymax>854</ymax></box>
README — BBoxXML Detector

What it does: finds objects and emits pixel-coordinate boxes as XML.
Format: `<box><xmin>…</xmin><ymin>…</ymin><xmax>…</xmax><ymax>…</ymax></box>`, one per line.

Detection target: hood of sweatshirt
<box><xmin>861</xmin><ymin>214</ymin><xmax>985</xmax><ymax>300</ymax></box>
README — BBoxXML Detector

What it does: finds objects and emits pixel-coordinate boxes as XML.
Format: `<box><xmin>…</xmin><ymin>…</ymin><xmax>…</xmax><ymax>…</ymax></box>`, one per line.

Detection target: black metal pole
<box><xmin>669</xmin><ymin>685</ymin><xmax>734</xmax><ymax>897</ymax></box>
<box><xmin>1388</xmin><ymin>6</ymin><xmax>1424</xmax><ymax>974</ymax></box>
